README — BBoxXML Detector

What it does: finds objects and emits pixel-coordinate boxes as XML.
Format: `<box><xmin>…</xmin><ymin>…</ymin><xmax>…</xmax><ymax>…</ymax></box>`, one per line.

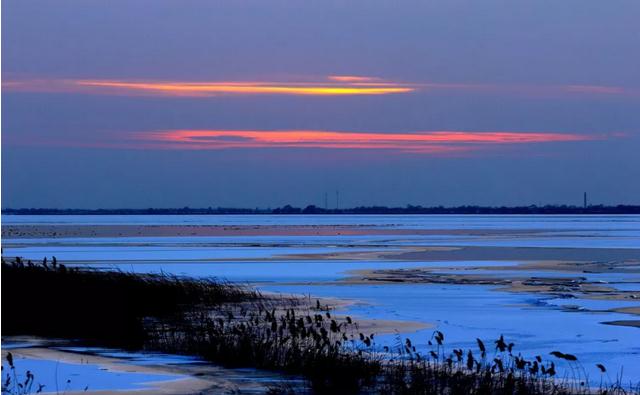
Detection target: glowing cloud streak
<box><xmin>3</xmin><ymin>76</ymin><xmax>636</xmax><ymax>98</ymax></box>
<box><xmin>74</xmin><ymin>80</ymin><xmax>413</xmax><ymax>96</ymax></box>
<box><xmin>131</xmin><ymin>129</ymin><xmax>594</xmax><ymax>153</ymax></box>
<box><xmin>0</xmin><ymin>76</ymin><xmax>413</xmax><ymax>97</ymax></box>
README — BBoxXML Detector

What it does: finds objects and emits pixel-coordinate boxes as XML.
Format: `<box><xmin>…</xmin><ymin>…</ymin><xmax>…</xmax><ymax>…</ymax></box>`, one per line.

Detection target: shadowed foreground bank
<box><xmin>2</xmin><ymin>258</ymin><xmax>636</xmax><ymax>394</ymax></box>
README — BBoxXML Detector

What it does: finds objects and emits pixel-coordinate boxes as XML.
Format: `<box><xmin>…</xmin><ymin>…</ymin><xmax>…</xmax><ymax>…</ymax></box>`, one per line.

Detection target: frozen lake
<box><xmin>2</xmin><ymin>214</ymin><xmax>639</xmax><ymax>386</ymax></box>
<box><xmin>67</xmin><ymin>258</ymin><xmax>640</xmax><ymax>386</ymax></box>
<box><xmin>4</xmin><ymin>214</ymin><xmax>640</xmax><ymax>231</ymax></box>
<box><xmin>0</xmin><ymin>350</ymin><xmax>185</xmax><ymax>393</ymax></box>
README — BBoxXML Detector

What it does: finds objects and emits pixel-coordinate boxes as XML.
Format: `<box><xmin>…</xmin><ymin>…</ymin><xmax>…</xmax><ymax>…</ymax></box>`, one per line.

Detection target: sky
<box><xmin>2</xmin><ymin>0</ymin><xmax>639</xmax><ymax>209</ymax></box>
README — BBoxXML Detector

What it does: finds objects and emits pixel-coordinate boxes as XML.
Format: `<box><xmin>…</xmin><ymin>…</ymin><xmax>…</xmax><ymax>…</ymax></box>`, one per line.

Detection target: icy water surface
<box><xmin>3</xmin><ymin>215</ymin><xmax>640</xmax><ymax>386</ymax></box>
<box><xmin>4</xmin><ymin>214</ymin><xmax>640</xmax><ymax>231</ymax></box>
<box><xmin>70</xmin><ymin>258</ymin><xmax>640</xmax><ymax>384</ymax></box>
<box><xmin>263</xmin><ymin>283</ymin><xmax>640</xmax><ymax>382</ymax></box>
<box><xmin>1</xmin><ymin>341</ymin><xmax>299</xmax><ymax>394</ymax></box>
<box><xmin>1</xmin><ymin>354</ymin><xmax>184</xmax><ymax>393</ymax></box>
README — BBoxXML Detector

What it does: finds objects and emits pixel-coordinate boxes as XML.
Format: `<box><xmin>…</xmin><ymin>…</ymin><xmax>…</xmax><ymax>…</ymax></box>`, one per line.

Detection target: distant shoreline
<box><xmin>3</xmin><ymin>204</ymin><xmax>640</xmax><ymax>215</ymax></box>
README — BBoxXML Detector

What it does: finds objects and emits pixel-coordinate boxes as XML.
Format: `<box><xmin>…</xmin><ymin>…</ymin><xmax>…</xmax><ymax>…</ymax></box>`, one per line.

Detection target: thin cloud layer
<box><xmin>3</xmin><ymin>76</ymin><xmax>637</xmax><ymax>98</ymax></box>
<box><xmin>327</xmin><ymin>75</ymin><xmax>384</xmax><ymax>83</ymax></box>
<box><xmin>129</xmin><ymin>129</ymin><xmax>595</xmax><ymax>153</ymax></box>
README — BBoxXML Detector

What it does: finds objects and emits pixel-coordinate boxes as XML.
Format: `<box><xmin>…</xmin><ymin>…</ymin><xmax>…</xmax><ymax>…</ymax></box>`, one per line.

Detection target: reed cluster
<box><xmin>2</xmin><ymin>256</ymin><xmax>256</xmax><ymax>347</ymax></box>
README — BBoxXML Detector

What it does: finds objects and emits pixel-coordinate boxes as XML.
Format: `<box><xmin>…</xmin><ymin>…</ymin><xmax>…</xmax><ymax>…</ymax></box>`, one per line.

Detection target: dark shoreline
<box><xmin>4</xmin><ymin>204</ymin><xmax>640</xmax><ymax>216</ymax></box>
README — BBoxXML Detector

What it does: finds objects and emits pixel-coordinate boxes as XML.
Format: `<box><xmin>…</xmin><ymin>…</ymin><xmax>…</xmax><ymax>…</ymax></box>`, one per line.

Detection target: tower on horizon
<box><xmin>584</xmin><ymin>192</ymin><xmax>587</xmax><ymax>209</ymax></box>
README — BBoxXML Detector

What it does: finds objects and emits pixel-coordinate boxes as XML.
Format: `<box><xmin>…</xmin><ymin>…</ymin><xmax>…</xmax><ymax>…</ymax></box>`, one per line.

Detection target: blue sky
<box><xmin>2</xmin><ymin>0</ymin><xmax>639</xmax><ymax>208</ymax></box>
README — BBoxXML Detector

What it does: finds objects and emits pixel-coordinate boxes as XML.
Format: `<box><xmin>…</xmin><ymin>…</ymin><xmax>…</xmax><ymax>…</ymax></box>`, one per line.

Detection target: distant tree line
<box><xmin>3</xmin><ymin>204</ymin><xmax>640</xmax><ymax>215</ymax></box>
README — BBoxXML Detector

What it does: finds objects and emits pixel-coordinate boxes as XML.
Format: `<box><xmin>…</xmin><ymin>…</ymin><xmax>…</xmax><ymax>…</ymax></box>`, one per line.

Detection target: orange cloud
<box><xmin>4</xmin><ymin>76</ymin><xmax>636</xmax><ymax>98</ymax></box>
<box><xmin>75</xmin><ymin>80</ymin><xmax>413</xmax><ymax>96</ymax></box>
<box><xmin>1</xmin><ymin>76</ymin><xmax>413</xmax><ymax>97</ymax></box>
<box><xmin>130</xmin><ymin>129</ymin><xmax>594</xmax><ymax>152</ymax></box>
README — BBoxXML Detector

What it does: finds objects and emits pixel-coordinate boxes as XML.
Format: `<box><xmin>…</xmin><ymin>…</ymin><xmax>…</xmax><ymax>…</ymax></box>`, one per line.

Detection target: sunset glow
<box><xmin>4</xmin><ymin>77</ymin><xmax>637</xmax><ymax>98</ymax></box>
<box><xmin>1</xmin><ymin>75</ymin><xmax>414</xmax><ymax>96</ymax></box>
<box><xmin>72</xmin><ymin>79</ymin><xmax>414</xmax><ymax>96</ymax></box>
<box><xmin>131</xmin><ymin>129</ymin><xmax>593</xmax><ymax>152</ymax></box>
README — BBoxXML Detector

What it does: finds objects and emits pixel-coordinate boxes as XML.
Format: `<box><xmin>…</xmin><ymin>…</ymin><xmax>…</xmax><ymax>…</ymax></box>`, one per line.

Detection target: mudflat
<box><xmin>2</xmin><ymin>224</ymin><xmax>551</xmax><ymax>239</ymax></box>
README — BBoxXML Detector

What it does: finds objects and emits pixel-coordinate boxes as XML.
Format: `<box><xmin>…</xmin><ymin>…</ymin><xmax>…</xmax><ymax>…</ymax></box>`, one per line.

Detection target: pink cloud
<box><xmin>127</xmin><ymin>129</ymin><xmax>597</xmax><ymax>153</ymax></box>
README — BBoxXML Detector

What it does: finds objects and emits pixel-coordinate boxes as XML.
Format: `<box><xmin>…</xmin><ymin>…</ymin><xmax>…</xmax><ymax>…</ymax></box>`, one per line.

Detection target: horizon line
<box><xmin>3</xmin><ymin>204</ymin><xmax>639</xmax><ymax>214</ymax></box>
